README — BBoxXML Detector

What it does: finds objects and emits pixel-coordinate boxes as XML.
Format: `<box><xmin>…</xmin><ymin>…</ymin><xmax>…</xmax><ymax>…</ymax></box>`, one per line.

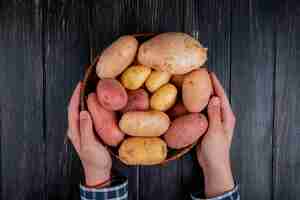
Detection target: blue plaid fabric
<box><xmin>80</xmin><ymin>177</ymin><xmax>239</xmax><ymax>200</ymax></box>
<box><xmin>191</xmin><ymin>185</ymin><xmax>240</xmax><ymax>200</ymax></box>
<box><xmin>80</xmin><ymin>177</ymin><xmax>128</xmax><ymax>200</ymax></box>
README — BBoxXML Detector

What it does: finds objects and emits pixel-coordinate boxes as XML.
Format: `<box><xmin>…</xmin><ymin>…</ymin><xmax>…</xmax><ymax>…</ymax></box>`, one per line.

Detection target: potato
<box><xmin>164</xmin><ymin>113</ymin><xmax>208</xmax><ymax>149</ymax></box>
<box><xmin>171</xmin><ymin>74</ymin><xmax>185</xmax><ymax>89</ymax></box>
<box><xmin>145</xmin><ymin>70</ymin><xmax>171</xmax><ymax>92</ymax></box>
<box><xmin>119</xmin><ymin>111</ymin><xmax>170</xmax><ymax>136</ymax></box>
<box><xmin>138</xmin><ymin>32</ymin><xmax>207</xmax><ymax>74</ymax></box>
<box><xmin>182</xmin><ymin>68</ymin><xmax>213</xmax><ymax>112</ymax></box>
<box><xmin>121</xmin><ymin>65</ymin><xmax>151</xmax><ymax>90</ymax></box>
<box><xmin>121</xmin><ymin>89</ymin><xmax>149</xmax><ymax>113</ymax></box>
<box><xmin>96</xmin><ymin>35</ymin><xmax>138</xmax><ymax>78</ymax></box>
<box><xmin>87</xmin><ymin>93</ymin><xmax>124</xmax><ymax>146</ymax></box>
<box><xmin>119</xmin><ymin>137</ymin><xmax>167</xmax><ymax>165</ymax></box>
<box><xmin>167</xmin><ymin>101</ymin><xmax>189</xmax><ymax>119</ymax></box>
<box><xmin>150</xmin><ymin>83</ymin><xmax>177</xmax><ymax>111</ymax></box>
<box><xmin>96</xmin><ymin>79</ymin><xmax>128</xmax><ymax>111</ymax></box>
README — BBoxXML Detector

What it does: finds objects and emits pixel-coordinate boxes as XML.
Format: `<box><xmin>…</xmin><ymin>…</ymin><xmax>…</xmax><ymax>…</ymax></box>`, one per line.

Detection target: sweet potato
<box><xmin>87</xmin><ymin>93</ymin><xmax>124</xmax><ymax>146</ymax></box>
<box><xmin>96</xmin><ymin>35</ymin><xmax>138</xmax><ymax>78</ymax></box>
<box><xmin>96</xmin><ymin>79</ymin><xmax>128</xmax><ymax>111</ymax></box>
<box><xmin>138</xmin><ymin>32</ymin><xmax>207</xmax><ymax>74</ymax></box>
<box><xmin>182</xmin><ymin>68</ymin><xmax>213</xmax><ymax>112</ymax></box>
<box><xmin>119</xmin><ymin>137</ymin><xmax>167</xmax><ymax>165</ymax></box>
<box><xmin>119</xmin><ymin>111</ymin><xmax>170</xmax><ymax>137</ymax></box>
<box><xmin>150</xmin><ymin>83</ymin><xmax>177</xmax><ymax>111</ymax></box>
<box><xmin>121</xmin><ymin>89</ymin><xmax>149</xmax><ymax>113</ymax></box>
<box><xmin>164</xmin><ymin>113</ymin><xmax>208</xmax><ymax>149</ymax></box>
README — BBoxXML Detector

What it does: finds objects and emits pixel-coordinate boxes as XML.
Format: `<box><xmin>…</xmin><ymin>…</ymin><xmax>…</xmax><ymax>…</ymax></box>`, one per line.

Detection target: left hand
<box><xmin>196</xmin><ymin>73</ymin><xmax>235</xmax><ymax>197</ymax></box>
<box><xmin>67</xmin><ymin>82</ymin><xmax>112</xmax><ymax>186</ymax></box>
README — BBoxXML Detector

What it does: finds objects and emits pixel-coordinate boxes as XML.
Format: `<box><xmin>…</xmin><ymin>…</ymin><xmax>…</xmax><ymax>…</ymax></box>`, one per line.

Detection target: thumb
<box><xmin>80</xmin><ymin>111</ymin><xmax>96</xmax><ymax>145</ymax></box>
<box><xmin>207</xmin><ymin>96</ymin><xmax>222</xmax><ymax>132</ymax></box>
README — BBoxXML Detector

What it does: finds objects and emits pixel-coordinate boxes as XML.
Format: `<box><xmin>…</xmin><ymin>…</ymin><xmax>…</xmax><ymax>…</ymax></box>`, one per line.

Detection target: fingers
<box><xmin>79</xmin><ymin>111</ymin><xmax>97</xmax><ymax>146</ymax></box>
<box><xmin>68</xmin><ymin>82</ymin><xmax>82</xmax><ymax>131</ymax></box>
<box><xmin>210</xmin><ymin>73</ymin><xmax>236</xmax><ymax>133</ymax></box>
<box><xmin>67</xmin><ymin>82</ymin><xmax>82</xmax><ymax>152</ymax></box>
<box><xmin>207</xmin><ymin>97</ymin><xmax>222</xmax><ymax>132</ymax></box>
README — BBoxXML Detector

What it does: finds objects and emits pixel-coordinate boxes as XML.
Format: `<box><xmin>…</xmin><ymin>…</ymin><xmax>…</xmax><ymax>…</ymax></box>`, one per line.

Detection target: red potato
<box><xmin>87</xmin><ymin>93</ymin><xmax>124</xmax><ymax>146</ymax></box>
<box><xmin>167</xmin><ymin>101</ymin><xmax>189</xmax><ymax>119</ymax></box>
<box><xmin>121</xmin><ymin>89</ymin><xmax>149</xmax><ymax>113</ymax></box>
<box><xmin>96</xmin><ymin>79</ymin><xmax>128</xmax><ymax>111</ymax></box>
<box><xmin>182</xmin><ymin>68</ymin><xmax>213</xmax><ymax>112</ymax></box>
<box><xmin>164</xmin><ymin>113</ymin><xmax>208</xmax><ymax>149</ymax></box>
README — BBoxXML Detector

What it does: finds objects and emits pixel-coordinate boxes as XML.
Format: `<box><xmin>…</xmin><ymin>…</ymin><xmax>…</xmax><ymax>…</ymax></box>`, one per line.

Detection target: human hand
<box><xmin>196</xmin><ymin>73</ymin><xmax>236</xmax><ymax>197</ymax></box>
<box><xmin>67</xmin><ymin>82</ymin><xmax>112</xmax><ymax>186</ymax></box>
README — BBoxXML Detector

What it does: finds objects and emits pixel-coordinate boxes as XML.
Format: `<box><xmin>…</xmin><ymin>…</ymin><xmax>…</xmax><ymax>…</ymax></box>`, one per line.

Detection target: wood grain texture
<box><xmin>182</xmin><ymin>0</ymin><xmax>232</xmax><ymax>198</ymax></box>
<box><xmin>136</xmin><ymin>1</ymin><xmax>185</xmax><ymax>200</ymax></box>
<box><xmin>88</xmin><ymin>1</ymin><xmax>140</xmax><ymax>199</ymax></box>
<box><xmin>230</xmin><ymin>0</ymin><xmax>274</xmax><ymax>199</ymax></box>
<box><xmin>0</xmin><ymin>1</ymin><xmax>45</xmax><ymax>199</ymax></box>
<box><xmin>44</xmin><ymin>1</ymin><xmax>90</xmax><ymax>199</ymax></box>
<box><xmin>273</xmin><ymin>0</ymin><xmax>300</xmax><ymax>199</ymax></box>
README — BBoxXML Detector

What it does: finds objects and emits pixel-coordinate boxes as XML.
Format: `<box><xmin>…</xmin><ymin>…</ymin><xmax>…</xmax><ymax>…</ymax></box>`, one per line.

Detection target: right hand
<box><xmin>67</xmin><ymin>82</ymin><xmax>112</xmax><ymax>186</ymax></box>
<box><xmin>196</xmin><ymin>73</ymin><xmax>236</xmax><ymax>197</ymax></box>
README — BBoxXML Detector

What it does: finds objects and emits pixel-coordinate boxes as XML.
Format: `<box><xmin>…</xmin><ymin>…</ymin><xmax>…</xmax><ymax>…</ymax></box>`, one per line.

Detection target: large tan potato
<box><xmin>119</xmin><ymin>111</ymin><xmax>170</xmax><ymax>136</ymax></box>
<box><xmin>121</xmin><ymin>89</ymin><xmax>149</xmax><ymax>113</ymax></box>
<box><xmin>96</xmin><ymin>79</ymin><xmax>128</xmax><ymax>111</ymax></box>
<box><xmin>182</xmin><ymin>68</ymin><xmax>213</xmax><ymax>112</ymax></box>
<box><xmin>121</xmin><ymin>65</ymin><xmax>151</xmax><ymax>90</ymax></box>
<box><xmin>164</xmin><ymin>113</ymin><xmax>208</xmax><ymax>149</ymax></box>
<box><xmin>150</xmin><ymin>83</ymin><xmax>177</xmax><ymax>111</ymax></box>
<box><xmin>145</xmin><ymin>70</ymin><xmax>171</xmax><ymax>92</ymax></box>
<box><xmin>96</xmin><ymin>35</ymin><xmax>138</xmax><ymax>78</ymax></box>
<box><xmin>119</xmin><ymin>137</ymin><xmax>167</xmax><ymax>165</ymax></box>
<box><xmin>138</xmin><ymin>32</ymin><xmax>207</xmax><ymax>74</ymax></box>
<box><xmin>87</xmin><ymin>93</ymin><xmax>124</xmax><ymax>146</ymax></box>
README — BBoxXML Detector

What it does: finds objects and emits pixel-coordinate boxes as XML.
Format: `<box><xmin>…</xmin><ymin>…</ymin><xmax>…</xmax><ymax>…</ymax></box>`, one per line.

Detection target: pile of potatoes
<box><xmin>87</xmin><ymin>32</ymin><xmax>212</xmax><ymax>165</ymax></box>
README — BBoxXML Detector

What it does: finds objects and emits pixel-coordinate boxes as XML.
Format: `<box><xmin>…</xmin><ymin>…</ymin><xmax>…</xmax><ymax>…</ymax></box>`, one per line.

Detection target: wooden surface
<box><xmin>1</xmin><ymin>1</ymin><xmax>300</xmax><ymax>200</ymax></box>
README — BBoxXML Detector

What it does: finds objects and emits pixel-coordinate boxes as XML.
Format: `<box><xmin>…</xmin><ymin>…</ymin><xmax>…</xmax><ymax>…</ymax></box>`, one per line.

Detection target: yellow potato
<box><xmin>145</xmin><ymin>70</ymin><xmax>171</xmax><ymax>92</ymax></box>
<box><xmin>119</xmin><ymin>111</ymin><xmax>170</xmax><ymax>136</ymax></box>
<box><xmin>138</xmin><ymin>32</ymin><xmax>207</xmax><ymax>74</ymax></box>
<box><xmin>119</xmin><ymin>137</ymin><xmax>167</xmax><ymax>165</ymax></box>
<box><xmin>121</xmin><ymin>65</ymin><xmax>151</xmax><ymax>90</ymax></box>
<box><xmin>96</xmin><ymin>35</ymin><xmax>138</xmax><ymax>78</ymax></box>
<box><xmin>150</xmin><ymin>83</ymin><xmax>177</xmax><ymax>111</ymax></box>
<box><xmin>182</xmin><ymin>68</ymin><xmax>213</xmax><ymax>112</ymax></box>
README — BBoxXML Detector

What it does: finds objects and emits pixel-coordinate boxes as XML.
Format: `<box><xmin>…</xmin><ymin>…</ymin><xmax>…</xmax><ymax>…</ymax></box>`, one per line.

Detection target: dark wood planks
<box><xmin>136</xmin><ymin>1</ymin><xmax>185</xmax><ymax>200</ymax></box>
<box><xmin>274</xmin><ymin>0</ymin><xmax>300</xmax><ymax>199</ymax></box>
<box><xmin>0</xmin><ymin>1</ymin><xmax>45</xmax><ymax>199</ymax></box>
<box><xmin>44</xmin><ymin>1</ymin><xmax>90</xmax><ymax>199</ymax></box>
<box><xmin>183</xmin><ymin>0</ymin><xmax>232</xmax><ymax>198</ymax></box>
<box><xmin>88</xmin><ymin>1</ymin><xmax>140</xmax><ymax>199</ymax></box>
<box><xmin>230</xmin><ymin>0</ymin><xmax>274</xmax><ymax>199</ymax></box>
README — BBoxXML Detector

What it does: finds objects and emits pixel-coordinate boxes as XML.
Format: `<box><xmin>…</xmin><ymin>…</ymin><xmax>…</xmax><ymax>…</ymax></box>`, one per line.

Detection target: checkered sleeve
<box><xmin>80</xmin><ymin>177</ymin><xmax>128</xmax><ymax>200</ymax></box>
<box><xmin>190</xmin><ymin>185</ymin><xmax>240</xmax><ymax>200</ymax></box>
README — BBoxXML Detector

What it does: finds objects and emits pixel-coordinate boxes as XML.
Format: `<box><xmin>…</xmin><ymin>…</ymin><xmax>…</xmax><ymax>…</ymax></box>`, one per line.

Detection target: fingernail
<box><xmin>80</xmin><ymin>111</ymin><xmax>89</xmax><ymax>120</ymax></box>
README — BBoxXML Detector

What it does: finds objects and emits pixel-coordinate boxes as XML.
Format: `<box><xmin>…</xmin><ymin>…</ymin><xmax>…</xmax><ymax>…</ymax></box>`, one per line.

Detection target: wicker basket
<box><xmin>80</xmin><ymin>33</ymin><xmax>196</xmax><ymax>165</ymax></box>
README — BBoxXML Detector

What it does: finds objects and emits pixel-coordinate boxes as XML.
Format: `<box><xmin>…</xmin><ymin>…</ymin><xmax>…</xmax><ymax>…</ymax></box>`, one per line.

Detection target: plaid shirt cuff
<box><xmin>190</xmin><ymin>185</ymin><xmax>240</xmax><ymax>200</ymax></box>
<box><xmin>80</xmin><ymin>177</ymin><xmax>128</xmax><ymax>200</ymax></box>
